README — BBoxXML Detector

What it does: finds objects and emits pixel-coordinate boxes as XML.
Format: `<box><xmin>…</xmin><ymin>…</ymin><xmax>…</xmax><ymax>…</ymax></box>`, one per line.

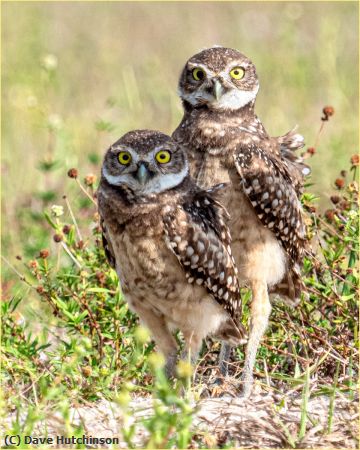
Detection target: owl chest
<box><xmin>188</xmin><ymin>149</ymin><xmax>231</xmax><ymax>188</ymax></box>
<box><xmin>109</xmin><ymin>225</ymin><xmax>184</xmax><ymax>298</ymax></box>
<box><xmin>225</xmin><ymin>185</ymin><xmax>260</xmax><ymax>239</ymax></box>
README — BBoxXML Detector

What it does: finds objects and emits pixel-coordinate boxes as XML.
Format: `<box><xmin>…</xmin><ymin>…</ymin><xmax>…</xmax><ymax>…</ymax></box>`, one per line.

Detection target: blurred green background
<box><xmin>2</xmin><ymin>1</ymin><xmax>358</xmax><ymax>263</ymax></box>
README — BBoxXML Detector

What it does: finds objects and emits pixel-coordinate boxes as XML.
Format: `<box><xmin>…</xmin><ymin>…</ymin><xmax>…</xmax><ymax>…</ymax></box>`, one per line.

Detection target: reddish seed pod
<box><xmin>339</xmin><ymin>200</ymin><xmax>351</xmax><ymax>211</ymax></box>
<box><xmin>335</xmin><ymin>178</ymin><xmax>345</xmax><ymax>189</ymax></box>
<box><xmin>67</xmin><ymin>168</ymin><xmax>78</xmax><ymax>179</ymax></box>
<box><xmin>29</xmin><ymin>260</ymin><xmax>38</xmax><ymax>269</ymax></box>
<box><xmin>62</xmin><ymin>225</ymin><xmax>72</xmax><ymax>234</ymax></box>
<box><xmin>321</xmin><ymin>105</ymin><xmax>335</xmax><ymax>121</ymax></box>
<box><xmin>39</xmin><ymin>249</ymin><xmax>49</xmax><ymax>259</ymax></box>
<box><xmin>330</xmin><ymin>195</ymin><xmax>340</xmax><ymax>204</ymax></box>
<box><xmin>324</xmin><ymin>209</ymin><xmax>335</xmax><ymax>221</ymax></box>
<box><xmin>53</xmin><ymin>234</ymin><xmax>63</xmax><ymax>243</ymax></box>
<box><xmin>76</xmin><ymin>240</ymin><xmax>84</xmax><ymax>249</ymax></box>
<box><xmin>36</xmin><ymin>286</ymin><xmax>44</xmax><ymax>294</ymax></box>
<box><xmin>307</xmin><ymin>147</ymin><xmax>316</xmax><ymax>155</ymax></box>
<box><xmin>350</xmin><ymin>154</ymin><xmax>359</xmax><ymax>166</ymax></box>
<box><xmin>323</xmin><ymin>106</ymin><xmax>334</xmax><ymax>116</ymax></box>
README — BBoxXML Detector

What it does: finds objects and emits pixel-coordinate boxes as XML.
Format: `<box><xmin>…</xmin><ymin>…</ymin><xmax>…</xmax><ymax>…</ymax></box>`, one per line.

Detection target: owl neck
<box><xmin>182</xmin><ymin>99</ymin><xmax>256</xmax><ymax>118</ymax></box>
<box><xmin>175</xmin><ymin>99</ymin><xmax>266</xmax><ymax>150</ymax></box>
<box><xmin>100</xmin><ymin>173</ymin><xmax>193</xmax><ymax>206</ymax></box>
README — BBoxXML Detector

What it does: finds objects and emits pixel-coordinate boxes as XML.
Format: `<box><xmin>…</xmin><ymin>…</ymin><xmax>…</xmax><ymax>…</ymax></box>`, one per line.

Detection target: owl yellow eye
<box><xmin>155</xmin><ymin>150</ymin><xmax>171</xmax><ymax>164</ymax></box>
<box><xmin>192</xmin><ymin>68</ymin><xmax>205</xmax><ymax>81</ymax></box>
<box><xmin>118</xmin><ymin>151</ymin><xmax>132</xmax><ymax>165</ymax></box>
<box><xmin>230</xmin><ymin>67</ymin><xmax>245</xmax><ymax>80</ymax></box>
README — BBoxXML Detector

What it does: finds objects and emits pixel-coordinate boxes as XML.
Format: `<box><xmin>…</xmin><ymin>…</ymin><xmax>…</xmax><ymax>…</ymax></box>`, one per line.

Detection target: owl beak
<box><xmin>213</xmin><ymin>79</ymin><xmax>224</xmax><ymax>101</ymax></box>
<box><xmin>135</xmin><ymin>163</ymin><xmax>150</xmax><ymax>185</ymax></box>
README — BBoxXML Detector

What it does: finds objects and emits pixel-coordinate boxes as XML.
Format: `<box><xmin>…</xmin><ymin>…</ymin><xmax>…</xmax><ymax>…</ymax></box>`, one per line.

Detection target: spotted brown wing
<box><xmin>234</xmin><ymin>144</ymin><xmax>306</xmax><ymax>264</ymax></box>
<box><xmin>163</xmin><ymin>186</ymin><xmax>244</xmax><ymax>330</ymax></box>
<box><xmin>99</xmin><ymin>215</ymin><xmax>116</xmax><ymax>269</ymax></box>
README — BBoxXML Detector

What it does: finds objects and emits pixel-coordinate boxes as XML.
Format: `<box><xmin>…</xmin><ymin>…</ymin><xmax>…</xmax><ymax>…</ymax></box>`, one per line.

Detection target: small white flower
<box><xmin>47</xmin><ymin>114</ymin><xmax>63</xmax><ymax>131</ymax></box>
<box><xmin>348</xmin><ymin>210</ymin><xmax>357</xmax><ymax>220</ymax></box>
<box><xmin>51</xmin><ymin>205</ymin><xmax>64</xmax><ymax>217</ymax></box>
<box><xmin>42</xmin><ymin>54</ymin><xmax>58</xmax><ymax>71</ymax></box>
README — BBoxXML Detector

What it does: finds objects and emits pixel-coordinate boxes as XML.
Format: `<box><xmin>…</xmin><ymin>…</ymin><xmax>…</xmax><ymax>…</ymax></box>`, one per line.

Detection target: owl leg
<box><xmin>240</xmin><ymin>280</ymin><xmax>271</xmax><ymax>398</ymax></box>
<box><xmin>132</xmin><ymin>305</ymin><xmax>178</xmax><ymax>378</ymax></box>
<box><xmin>219</xmin><ymin>342</ymin><xmax>231</xmax><ymax>376</ymax></box>
<box><xmin>181</xmin><ymin>330</ymin><xmax>203</xmax><ymax>367</ymax></box>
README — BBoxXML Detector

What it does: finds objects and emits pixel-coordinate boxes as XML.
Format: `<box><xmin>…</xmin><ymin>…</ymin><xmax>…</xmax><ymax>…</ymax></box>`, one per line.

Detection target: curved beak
<box><xmin>135</xmin><ymin>163</ymin><xmax>150</xmax><ymax>185</ymax></box>
<box><xmin>213</xmin><ymin>79</ymin><xmax>224</xmax><ymax>101</ymax></box>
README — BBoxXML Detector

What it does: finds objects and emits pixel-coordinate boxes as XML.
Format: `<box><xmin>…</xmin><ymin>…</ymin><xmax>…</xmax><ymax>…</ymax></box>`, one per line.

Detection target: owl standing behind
<box><xmin>97</xmin><ymin>130</ymin><xmax>246</xmax><ymax>378</ymax></box>
<box><xmin>173</xmin><ymin>47</ymin><xmax>309</xmax><ymax>396</ymax></box>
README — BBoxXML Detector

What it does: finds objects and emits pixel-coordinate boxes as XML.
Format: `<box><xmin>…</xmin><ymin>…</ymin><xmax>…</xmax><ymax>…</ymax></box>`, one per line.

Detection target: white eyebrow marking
<box><xmin>102</xmin><ymin>167</ymin><xmax>124</xmax><ymax>186</ymax></box>
<box><xmin>186</xmin><ymin>62</ymin><xmax>215</xmax><ymax>77</ymax></box>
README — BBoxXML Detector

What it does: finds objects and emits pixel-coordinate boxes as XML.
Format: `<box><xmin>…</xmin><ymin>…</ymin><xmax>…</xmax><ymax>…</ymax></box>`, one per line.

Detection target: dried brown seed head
<box><xmin>53</xmin><ymin>234</ymin><xmax>63</xmax><ymax>243</ymax></box>
<box><xmin>339</xmin><ymin>200</ymin><xmax>351</xmax><ymax>211</ymax></box>
<box><xmin>324</xmin><ymin>209</ymin><xmax>335</xmax><ymax>221</ymax></box>
<box><xmin>76</xmin><ymin>240</ymin><xmax>84</xmax><ymax>249</ymax></box>
<box><xmin>335</xmin><ymin>178</ymin><xmax>345</xmax><ymax>189</ymax></box>
<box><xmin>84</xmin><ymin>174</ymin><xmax>97</xmax><ymax>186</ymax></box>
<box><xmin>330</xmin><ymin>195</ymin><xmax>340</xmax><ymax>204</ymax></box>
<box><xmin>321</xmin><ymin>106</ymin><xmax>335</xmax><ymax>121</ymax></box>
<box><xmin>39</xmin><ymin>249</ymin><xmax>49</xmax><ymax>259</ymax></box>
<box><xmin>62</xmin><ymin>225</ymin><xmax>72</xmax><ymax>234</ymax></box>
<box><xmin>67</xmin><ymin>168</ymin><xmax>78</xmax><ymax>178</ymax></box>
<box><xmin>350</xmin><ymin>154</ymin><xmax>359</xmax><ymax>166</ymax></box>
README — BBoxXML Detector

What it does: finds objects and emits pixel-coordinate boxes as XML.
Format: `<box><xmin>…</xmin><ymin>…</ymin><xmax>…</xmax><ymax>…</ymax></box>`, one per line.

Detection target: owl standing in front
<box><xmin>97</xmin><ymin>130</ymin><xmax>247</xmax><ymax>378</ymax></box>
<box><xmin>173</xmin><ymin>46</ymin><xmax>309</xmax><ymax>397</ymax></box>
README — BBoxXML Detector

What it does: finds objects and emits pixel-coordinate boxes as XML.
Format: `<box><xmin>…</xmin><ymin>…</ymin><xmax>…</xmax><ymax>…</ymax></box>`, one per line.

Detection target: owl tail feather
<box><xmin>277</xmin><ymin>125</ymin><xmax>305</xmax><ymax>151</ymax></box>
<box><xmin>269</xmin><ymin>265</ymin><xmax>306</xmax><ymax>307</ymax></box>
<box><xmin>216</xmin><ymin>317</ymin><xmax>248</xmax><ymax>346</ymax></box>
<box><xmin>277</xmin><ymin>126</ymin><xmax>311</xmax><ymax>180</ymax></box>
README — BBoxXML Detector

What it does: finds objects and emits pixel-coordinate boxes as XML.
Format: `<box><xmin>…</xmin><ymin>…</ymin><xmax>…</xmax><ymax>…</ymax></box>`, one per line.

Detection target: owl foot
<box><xmin>207</xmin><ymin>373</ymin><xmax>237</xmax><ymax>398</ymax></box>
<box><xmin>237</xmin><ymin>374</ymin><xmax>254</xmax><ymax>399</ymax></box>
<box><xmin>164</xmin><ymin>351</ymin><xmax>178</xmax><ymax>379</ymax></box>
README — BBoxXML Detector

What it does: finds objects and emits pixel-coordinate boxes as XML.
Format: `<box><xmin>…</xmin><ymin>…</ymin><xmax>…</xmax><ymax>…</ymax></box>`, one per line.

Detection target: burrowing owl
<box><xmin>173</xmin><ymin>46</ymin><xmax>309</xmax><ymax>396</ymax></box>
<box><xmin>97</xmin><ymin>129</ymin><xmax>247</xmax><ymax>378</ymax></box>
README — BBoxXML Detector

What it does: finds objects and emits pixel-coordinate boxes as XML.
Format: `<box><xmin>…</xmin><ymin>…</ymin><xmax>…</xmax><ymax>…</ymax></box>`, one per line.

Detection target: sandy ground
<box><xmin>3</xmin><ymin>386</ymin><xmax>358</xmax><ymax>449</ymax></box>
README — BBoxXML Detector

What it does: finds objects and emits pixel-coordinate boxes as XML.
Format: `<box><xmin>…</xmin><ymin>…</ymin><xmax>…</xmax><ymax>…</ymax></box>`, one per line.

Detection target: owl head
<box><xmin>178</xmin><ymin>46</ymin><xmax>259</xmax><ymax>111</ymax></box>
<box><xmin>101</xmin><ymin>130</ymin><xmax>189</xmax><ymax>196</ymax></box>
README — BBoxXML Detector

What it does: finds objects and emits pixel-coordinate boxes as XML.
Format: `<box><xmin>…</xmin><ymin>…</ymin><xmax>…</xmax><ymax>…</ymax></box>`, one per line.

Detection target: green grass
<box><xmin>1</xmin><ymin>2</ymin><xmax>359</xmax><ymax>448</ymax></box>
